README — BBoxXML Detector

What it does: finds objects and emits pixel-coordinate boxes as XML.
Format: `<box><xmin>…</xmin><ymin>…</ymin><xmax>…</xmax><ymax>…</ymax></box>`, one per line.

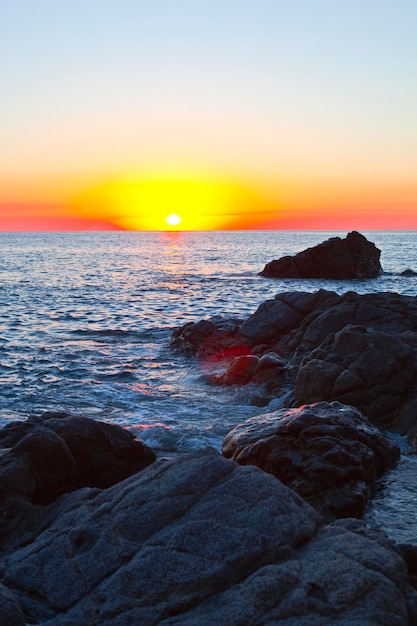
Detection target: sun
<box><xmin>72</xmin><ymin>173</ymin><xmax>271</xmax><ymax>230</ymax></box>
<box><xmin>165</xmin><ymin>213</ymin><xmax>182</xmax><ymax>227</ymax></box>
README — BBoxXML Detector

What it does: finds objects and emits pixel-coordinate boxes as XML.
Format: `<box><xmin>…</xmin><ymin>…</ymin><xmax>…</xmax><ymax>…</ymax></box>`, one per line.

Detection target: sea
<box><xmin>1</xmin><ymin>229</ymin><xmax>416</xmax><ymax>543</ymax></box>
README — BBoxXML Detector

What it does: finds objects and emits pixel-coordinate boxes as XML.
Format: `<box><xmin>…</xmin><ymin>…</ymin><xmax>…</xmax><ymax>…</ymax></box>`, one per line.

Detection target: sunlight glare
<box><xmin>72</xmin><ymin>173</ymin><xmax>271</xmax><ymax>230</ymax></box>
<box><xmin>165</xmin><ymin>213</ymin><xmax>182</xmax><ymax>227</ymax></box>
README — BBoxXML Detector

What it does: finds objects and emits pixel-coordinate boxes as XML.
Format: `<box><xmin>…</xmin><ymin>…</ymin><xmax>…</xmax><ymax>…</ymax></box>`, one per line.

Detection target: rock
<box><xmin>0</xmin><ymin>448</ymin><xmax>415</xmax><ymax>625</ymax></box>
<box><xmin>170</xmin><ymin>518</ymin><xmax>417</xmax><ymax>626</ymax></box>
<box><xmin>210</xmin><ymin>354</ymin><xmax>259</xmax><ymax>385</ymax></box>
<box><xmin>241</xmin><ymin>290</ymin><xmax>417</xmax><ymax>361</ymax></box>
<box><xmin>170</xmin><ymin>316</ymin><xmax>247</xmax><ymax>360</ymax></box>
<box><xmin>0</xmin><ymin>583</ymin><xmax>25</xmax><ymax>626</ymax></box>
<box><xmin>401</xmin><ymin>268</ymin><xmax>417</xmax><ymax>276</ymax></box>
<box><xmin>0</xmin><ymin>412</ymin><xmax>155</xmax><ymax>538</ymax></box>
<box><xmin>294</xmin><ymin>326</ymin><xmax>417</xmax><ymax>432</ymax></box>
<box><xmin>239</xmin><ymin>290</ymin><xmax>340</xmax><ymax>348</ymax></box>
<box><xmin>397</xmin><ymin>544</ymin><xmax>417</xmax><ymax>590</ymax></box>
<box><xmin>222</xmin><ymin>402</ymin><xmax>400</xmax><ymax>521</ymax></box>
<box><xmin>171</xmin><ymin>290</ymin><xmax>417</xmax><ymax>436</ymax></box>
<box><xmin>259</xmin><ymin>231</ymin><xmax>382</xmax><ymax>279</ymax></box>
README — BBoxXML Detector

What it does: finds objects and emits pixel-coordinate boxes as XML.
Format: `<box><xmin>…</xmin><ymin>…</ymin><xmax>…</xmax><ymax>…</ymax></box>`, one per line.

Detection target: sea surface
<box><xmin>1</xmin><ymin>230</ymin><xmax>417</xmax><ymax>542</ymax></box>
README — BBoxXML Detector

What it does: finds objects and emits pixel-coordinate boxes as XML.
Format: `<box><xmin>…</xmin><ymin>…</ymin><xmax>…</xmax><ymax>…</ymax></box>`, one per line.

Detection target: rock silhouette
<box><xmin>260</xmin><ymin>231</ymin><xmax>382</xmax><ymax>279</ymax></box>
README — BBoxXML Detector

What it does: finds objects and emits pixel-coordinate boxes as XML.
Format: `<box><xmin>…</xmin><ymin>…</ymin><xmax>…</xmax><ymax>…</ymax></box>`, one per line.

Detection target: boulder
<box><xmin>222</xmin><ymin>402</ymin><xmax>400</xmax><ymax>521</ymax></box>
<box><xmin>171</xmin><ymin>290</ymin><xmax>417</xmax><ymax>436</ymax></box>
<box><xmin>0</xmin><ymin>448</ymin><xmax>415</xmax><ymax>625</ymax></box>
<box><xmin>0</xmin><ymin>412</ymin><xmax>155</xmax><ymax>538</ymax></box>
<box><xmin>240</xmin><ymin>290</ymin><xmax>417</xmax><ymax>360</ymax></box>
<box><xmin>170</xmin><ymin>316</ymin><xmax>247</xmax><ymax>360</ymax></box>
<box><xmin>259</xmin><ymin>231</ymin><xmax>382</xmax><ymax>279</ymax></box>
<box><xmin>239</xmin><ymin>289</ymin><xmax>340</xmax><ymax>348</ymax></box>
<box><xmin>0</xmin><ymin>583</ymin><xmax>25</xmax><ymax>626</ymax></box>
<box><xmin>210</xmin><ymin>354</ymin><xmax>259</xmax><ymax>385</ymax></box>
<box><xmin>294</xmin><ymin>326</ymin><xmax>417</xmax><ymax>432</ymax></box>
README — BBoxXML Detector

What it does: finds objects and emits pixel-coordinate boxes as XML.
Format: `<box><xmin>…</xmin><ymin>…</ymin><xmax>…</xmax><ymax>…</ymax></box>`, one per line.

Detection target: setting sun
<box><xmin>71</xmin><ymin>173</ymin><xmax>273</xmax><ymax>230</ymax></box>
<box><xmin>165</xmin><ymin>213</ymin><xmax>182</xmax><ymax>227</ymax></box>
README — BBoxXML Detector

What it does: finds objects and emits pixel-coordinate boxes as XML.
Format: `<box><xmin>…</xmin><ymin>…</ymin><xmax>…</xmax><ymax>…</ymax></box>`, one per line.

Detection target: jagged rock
<box><xmin>170</xmin><ymin>316</ymin><xmax>248</xmax><ymax>360</ymax></box>
<box><xmin>259</xmin><ymin>231</ymin><xmax>382</xmax><ymax>279</ymax></box>
<box><xmin>401</xmin><ymin>269</ymin><xmax>417</xmax><ymax>276</ymax></box>
<box><xmin>222</xmin><ymin>402</ymin><xmax>400</xmax><ymax>521</ymax></box>
<box><xmin>239</xmin><ymin>290</ymin><xmax>340</xmax><ymax>348</ymax></box>
<box><xmin>171</xmin><ymin>290</ymin><xmax>417</xmax><ymax>437</ymax></box>
<box><xmin>0</xmin><ymin>583</ymin><xmax>25</xmax><ymax>626</ymax></box>
<box><xmin>294</xmin><ymin>326</ymin><xmax>417</xmax><ymax>432</ymax></box>
<box><xmin>240</xmin><ymin>290</ymin><xmax>417</xmax><ymax>361</ymax></box>
<box><xmin>210</xmin><ymin>354</ymin><xmax>259</xmax><ymax>385</ymax></box>
<box><xmin>0</xmin><ymin>412</ymin><xmax>155</xmax><ymax>538</ymax></box>
<box><xmin>0</xmin><ymin>448</ymin><xmax>415</xmax><ymax>625</ymax></box>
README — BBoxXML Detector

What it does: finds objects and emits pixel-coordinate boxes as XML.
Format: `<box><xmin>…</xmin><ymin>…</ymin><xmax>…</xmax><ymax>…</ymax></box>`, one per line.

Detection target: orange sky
<box><xmin>1</xmin><ymin>2</ymin><xmax>416</xmax><ymax>231</ymax></box>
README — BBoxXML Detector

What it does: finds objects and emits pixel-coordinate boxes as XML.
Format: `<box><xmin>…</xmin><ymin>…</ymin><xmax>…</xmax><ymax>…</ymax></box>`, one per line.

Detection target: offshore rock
<box><xmin>0</xmin><ymin>412</ymin><xmax>155</xmax><ymax>538</ymax></box>
<box><xmin>0</xmin><ymin>448</ymin><xmax>415</xmax><ymax>625</ymax></box>
<box><xmin>222</xmin><ymin>402</ymin><xmax>400</xmax><ymax>521</ymax></box>
<box><xmin>259</xmin><ymin>231</ymin><xmax>382</xmax><ymax>279</ymax></box>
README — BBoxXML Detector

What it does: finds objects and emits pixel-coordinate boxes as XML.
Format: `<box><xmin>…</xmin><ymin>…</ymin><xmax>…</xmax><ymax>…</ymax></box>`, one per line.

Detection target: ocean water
<box><xmin>1</xmin><ymin>230</ymin><xmax>417</xmax><ymax>541</ymax></box>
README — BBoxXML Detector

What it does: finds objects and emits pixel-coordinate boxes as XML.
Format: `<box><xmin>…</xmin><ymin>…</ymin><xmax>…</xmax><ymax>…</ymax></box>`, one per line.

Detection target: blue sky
<box><xmin>1</xmin><ymin>1</ymin><xmax>416</xmax><ymax>228</ymax></box>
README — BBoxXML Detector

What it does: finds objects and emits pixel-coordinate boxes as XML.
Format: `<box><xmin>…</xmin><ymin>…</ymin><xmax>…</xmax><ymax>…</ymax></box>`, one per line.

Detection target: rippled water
<box><xmin>1</xmin><ymin>229</ymin><xmax>417</xmax><ymax>441</ymax></box>
<box><xmin>1</xmin><ymin>230</ymin><xmax>417</xmax><ymax>541</ymax></box>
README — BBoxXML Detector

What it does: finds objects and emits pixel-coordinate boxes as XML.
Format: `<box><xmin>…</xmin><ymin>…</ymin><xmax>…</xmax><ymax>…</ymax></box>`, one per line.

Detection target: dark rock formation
<box><xmin>0</xmin><ymin>583</ymin><xmax>26</xmax><ymax>626</ymax></box>
<box><xmin>239</xmin><ymin>289</ymin><xmax>340</xmax><ymax>350</ymax></box>
<box><xmin>295</xmin><ymin>326</ymin><xmax>417</xmax><ymax>431</ymax></box>
<box><xmin>171</xmin><ymin>290</ymin><xmax>417</xmax><ymax>440</ymax></box>
<box><xmin>401</xmin><ymin>268</ymin><xmax>417</xmax><ymax>277</ymax></box>
<box><xmin>222</xmin><ymin>402</ymin><xmax>400</xmax><ymax>521</ymax></box>
<box><xmin>210</xmin><ymin>354</ymin><xmax>259</xmax><ymax>385</ymax></box>
<box><xmin>260</xmin><ymin>231</ymin><xmax>382</xmax><ymax>279</ymax></box>
<box><xmin>0</xmin><ymin>412</ymin><xmax>155</xmax><ymax>538</ymax></box>
<box><xmin>0</xmin><ymin>448</ymin><xmax>415</xmax><ymax>625</ymax></box>
<box><xmin>170</xmin><ymin>316</ymin><xmax>246</xmax><ymax>360</ymax></box>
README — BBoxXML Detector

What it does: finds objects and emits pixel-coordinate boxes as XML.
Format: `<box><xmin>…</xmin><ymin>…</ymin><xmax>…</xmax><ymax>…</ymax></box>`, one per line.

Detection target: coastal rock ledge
<box><xmin>222</xmin><ymin>401</ymin><xmax>400</xmax><ymax>522</ymax></box>
<box><xmin>171</xmin><ymin>289</ymin><xmax>417</xmax><ymax>443</ymax></box>
<box><xmin>259</xmin><ymin>231</ymin><xmax>382</xmax><ymax>279</ymax></box>
<box><xmin>1</xmin><ymin>447</ymin><xmax>416</xmax><ymax>625</ymax></box>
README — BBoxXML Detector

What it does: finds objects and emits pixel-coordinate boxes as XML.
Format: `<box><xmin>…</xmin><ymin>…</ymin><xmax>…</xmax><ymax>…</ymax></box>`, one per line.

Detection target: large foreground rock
<box><xmin>223</xmin><ymin>402</ymin><xmax>400</xmax><ymax>521</ymax></box>
<box><xmin>0</xmin><ymin>412</ymin><xmax>155</xmax><ymax>538</ymax></box>
<box><xmin>0</xmin><ymin>448</ymin><xmax>415</xmax><ymax>625</ymax></box>
<box><xmin>259</xmin><ymin>231</ymin><xmax>382</xmax><ymax>279</ymax></box>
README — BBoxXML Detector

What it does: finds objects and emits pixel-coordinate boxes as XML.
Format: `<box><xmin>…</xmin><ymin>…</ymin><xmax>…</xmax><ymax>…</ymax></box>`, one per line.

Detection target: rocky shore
<box><xmin>1</xmin><ymin>234</ymin><xmax>417</xmax><ymax>624</ymax></box>
<box><xmin>0</xmin><ymin>415</ymin><xmax>416</xmax><ymax>625</ymax></box>
<box><xmin>2</xmin><ymin>288</ymin><xmax>417</xmax><ymax>623</ymax></box>
<box><xmin>171</xmin><ymin>289</ymin><xmax>417</xmax><ymax>449</ymax></box>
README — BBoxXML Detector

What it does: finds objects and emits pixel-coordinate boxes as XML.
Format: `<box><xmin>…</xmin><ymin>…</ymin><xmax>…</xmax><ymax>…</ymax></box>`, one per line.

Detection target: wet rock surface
<box><xmin>171</xmin><ymin>289</ymin><xmax>417</xmax><ymax>440</ymax></box>
<box><xmin>222</xmin><ymin>401</ymin><xmax>400</xmax><ymax>521</ymax></box>
<box><xmin>295</xmin><ymin>326</ymin><xmax>417</xmax><ymax>432</ymax></box>
<box><xmin>0</xmin><ymin>448</ymin><xmax>415</xmax><ymax>625</ymax></box>
<box><xmin>0</xmin><ymin>412</ymin><xmax>155</xmax><ymax>537</ymax></box>
<box><xmin>259</xmin><ymin>231</ymin><xmax>382</xmax><ymax>279</ymax></box>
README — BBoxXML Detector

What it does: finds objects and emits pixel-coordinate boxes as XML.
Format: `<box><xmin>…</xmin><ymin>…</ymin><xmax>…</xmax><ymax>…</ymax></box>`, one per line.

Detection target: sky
<box><xmin>1</xmin><ymin>0</ymin><xmax>416</xmax><ymax>230</ymax></box>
